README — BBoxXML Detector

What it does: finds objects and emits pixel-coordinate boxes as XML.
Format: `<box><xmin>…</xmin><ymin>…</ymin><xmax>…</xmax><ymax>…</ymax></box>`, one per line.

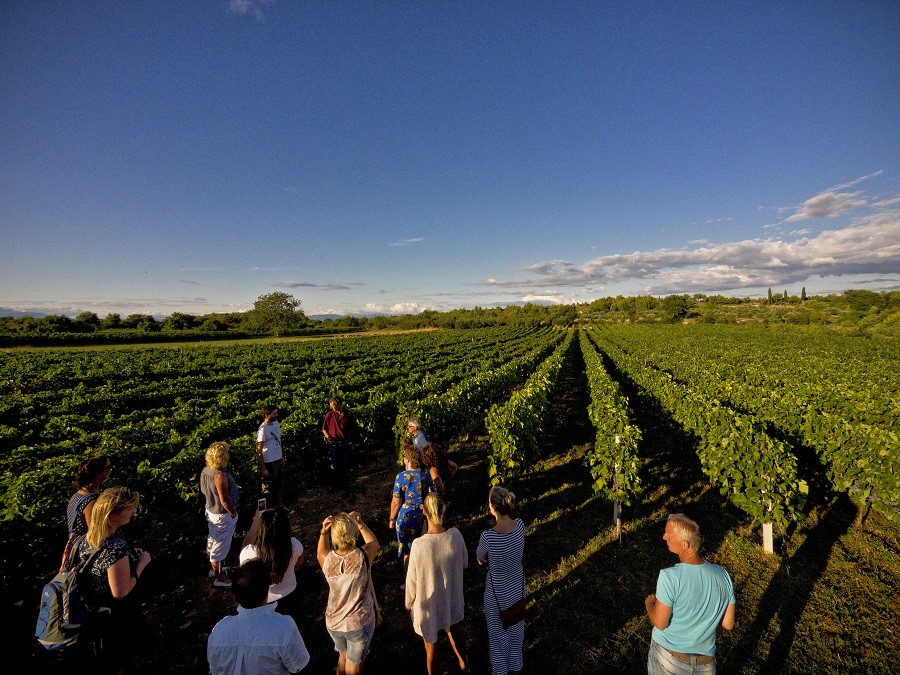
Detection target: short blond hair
<box><xmin>423</xmin><ymin>493</ymin><xmax>446</xmax><ymax>526</ymax></box>
<box><xmin>206</xmin><ymin>441</ymin><xmax>230</xmax><ymax>470</ymax></box>
<box><xmin>330</xmin><ymin>512</ymin><xmax>359</xmax><ymax>552</ymax></box>
<box><xmin>667</xmin><ymin>513</ymin><xmax>701</xmax><ymax>551</ymax></box>
<box><xmin>87</xmin><ymin>486</ymin><xmax>140</xmax><ymax>548</ymax></box>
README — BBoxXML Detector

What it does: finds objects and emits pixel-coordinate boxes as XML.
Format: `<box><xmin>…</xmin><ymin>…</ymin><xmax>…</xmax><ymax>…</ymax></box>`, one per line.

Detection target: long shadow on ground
<box><xmin>501</xmin><ymin>333</ymin><xmax>739</xmax><ymax>673</ymax></box>
<box><xmin>727</xmin><ymin>493</ymin><xmax>858</xmax><ymax>674</ymax></box>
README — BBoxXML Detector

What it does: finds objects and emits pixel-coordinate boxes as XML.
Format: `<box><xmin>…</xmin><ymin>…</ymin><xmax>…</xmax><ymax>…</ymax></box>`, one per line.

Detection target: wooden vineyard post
<box><xmin>762</xmin><ymin>498</ymin><xmax>775</xmax><ymax>554</ymax></box>
<box><xmin>762</xmin><ymin>523</ymin><xmax>774</xmax><ymax>554</ymax></box>
<box><xmin>613</xmin><ymin>435</ymin><xmax>622</xmax><ymax>546</ymax></box>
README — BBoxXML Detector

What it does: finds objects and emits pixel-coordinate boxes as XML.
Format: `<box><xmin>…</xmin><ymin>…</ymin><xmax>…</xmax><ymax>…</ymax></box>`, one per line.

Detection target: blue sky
<box><xmin>1</xmin><ymin>1</ymin><xmax>898</xmax><ymax>317</ymax></box>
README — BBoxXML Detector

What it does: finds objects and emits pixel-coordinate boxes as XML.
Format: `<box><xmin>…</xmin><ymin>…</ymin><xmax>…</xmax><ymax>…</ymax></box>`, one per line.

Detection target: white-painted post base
<box><xmin>762</xmin><ymin>522</ymin><xmax>774</xmax><ymax>554</ymax></box>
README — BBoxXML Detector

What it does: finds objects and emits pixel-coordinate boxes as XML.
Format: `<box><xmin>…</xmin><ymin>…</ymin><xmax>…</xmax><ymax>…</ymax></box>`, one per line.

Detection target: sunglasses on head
<box><xmin>112</xmin><ymin>487</ymin><xmax>135</xmax><ymax>510</ymax></box>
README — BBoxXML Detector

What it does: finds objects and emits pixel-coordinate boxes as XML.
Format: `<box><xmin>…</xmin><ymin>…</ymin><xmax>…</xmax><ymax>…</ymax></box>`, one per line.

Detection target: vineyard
<box><xmin>3</xmin><ymin>325</ymin><xmax>898</xmax><ymax>673</ymax></box>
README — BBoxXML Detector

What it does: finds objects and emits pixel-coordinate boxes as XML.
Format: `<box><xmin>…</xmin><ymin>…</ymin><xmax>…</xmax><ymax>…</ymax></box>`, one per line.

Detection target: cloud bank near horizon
<box><xmin>483</xmin><ymin>205</ymin><xmax>900</xmax><ymax>296</ymax></box>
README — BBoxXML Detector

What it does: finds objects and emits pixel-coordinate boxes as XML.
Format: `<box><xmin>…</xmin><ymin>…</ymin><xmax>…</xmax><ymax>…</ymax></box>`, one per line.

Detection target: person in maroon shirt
<box><xmin>322</xmin><ymin>396</ymin><xmax>355</xmax><ymax>490</ymax></box>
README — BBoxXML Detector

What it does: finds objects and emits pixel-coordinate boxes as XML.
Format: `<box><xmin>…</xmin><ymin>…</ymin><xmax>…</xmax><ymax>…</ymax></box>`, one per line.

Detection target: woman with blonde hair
<box><xmin>200</xmin><ymin>441</ymin><xmax>238</xmax><ymax>587</ymax></box>
<box><xmin>406</xmin><ymin>493</ymin><xmax>470</xmax><ymax>674</ymax></box>
<box><xmin>389</xmin><ymin>443</ymin><xmax>433</xmax><ymax>583</ymax></box>
<box><xmin>317</xmin><ymin>511</ymin><xmax>379</xmax><ymax>675</ymax></box>
<box><xmin>70</xmin><ymin>486</ymin><xmax>153</xmax><ymax>672</ymax></box>
<box><xmin>476</xmin><ymin>486</ymin><xmax>526</xmax><ymax>675</ymax></box>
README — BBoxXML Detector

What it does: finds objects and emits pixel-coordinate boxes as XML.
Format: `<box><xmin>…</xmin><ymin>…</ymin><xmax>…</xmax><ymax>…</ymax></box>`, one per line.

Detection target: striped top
<box><xmin>477</xmin><ymin>518</ymin><xmax>526</xmax><ymax>612</ymax></box>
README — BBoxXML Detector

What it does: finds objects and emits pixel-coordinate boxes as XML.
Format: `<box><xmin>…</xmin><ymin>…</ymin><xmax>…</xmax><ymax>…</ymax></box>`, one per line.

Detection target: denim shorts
<box><xmin>327</xmin><ymin>620</ymin><xmax>375</xmax><ymax>665</ymax></box>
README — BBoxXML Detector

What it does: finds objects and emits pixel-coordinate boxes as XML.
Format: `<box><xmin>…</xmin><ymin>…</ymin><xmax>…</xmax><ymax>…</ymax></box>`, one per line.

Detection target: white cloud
<box><xmin>828</xmin><ymin>170</ymin><xmax>884</xmax><ymax>192</ymax></box>
<box><xmin>273</xmin><ymin>281</ymin><xmax>353</xmax><ymax>291</ymax></box>
<box><xmin>873</xmin><ymin>195</ymin><xmax>900</xmax><ymax>208</ymax></box>
<box><xmin>228</xmin><ymin>0</ymin><xmax>274</xmax><ymax>21</ymax></box>
<box><xmin>521</xmin><ymin>294</ymin><xmax>565</xmax><ymax>304</ymax></box>
<box><xmin>0</xmin><ymin>297</ymin><xmax>220</xmax><ymax>317</ymax></box>
<box><xmin>482</xmin><ymin>212</ymin><xmax>900</xmax><ymax>295</ymax></box>
<box><xmin>389</xmin><ymin>237</ymin><xmax>426</xmax><ymax>247</ymax></box>
<box><xmin>362</xmin><ymin>302</ymin><xmax>433</xmax><ymax>315</ymax></box>
<box><xmin>785</xmin><ymin>191</ymin><xmax>867</xmax><ymax>222</ymax></box>
<box><xmin>780</xmin><ymin>171</ymin><xmax>884</xmax><ymax>223</ymax></box>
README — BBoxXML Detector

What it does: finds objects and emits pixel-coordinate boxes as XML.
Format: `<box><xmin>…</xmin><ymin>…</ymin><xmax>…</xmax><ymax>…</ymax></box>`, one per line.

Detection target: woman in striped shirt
<box><xmin>476</xmin><ymin>486</ymin><xmax>526</xmax><ymax>675</ymax></box>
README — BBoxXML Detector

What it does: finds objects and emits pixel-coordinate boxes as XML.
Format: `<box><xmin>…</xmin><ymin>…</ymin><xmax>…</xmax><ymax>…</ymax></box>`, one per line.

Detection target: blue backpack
<box><xmin>35</xmin><ymin>537</ymin><xmax>108</xmax><ymax>651</ymax></box>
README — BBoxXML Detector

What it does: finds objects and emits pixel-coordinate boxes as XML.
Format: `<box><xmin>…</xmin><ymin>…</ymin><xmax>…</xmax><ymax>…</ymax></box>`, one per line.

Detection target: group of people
<box><xmin>55</xmin><ymin>401</ymin><xmax>737</xmax><ymax>675</ymax></box>
<box><xmin>206</xmin><ymin>485</ymin><xmax>523</xmax><ymax>675</ymax></box>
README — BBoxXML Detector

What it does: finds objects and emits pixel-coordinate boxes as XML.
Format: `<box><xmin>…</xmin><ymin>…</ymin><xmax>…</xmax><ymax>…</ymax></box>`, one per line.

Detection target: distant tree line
<box><xmin>1</xmin><ymin>290</ymin><xmax>898</xmax><ymax>344</ymax></box>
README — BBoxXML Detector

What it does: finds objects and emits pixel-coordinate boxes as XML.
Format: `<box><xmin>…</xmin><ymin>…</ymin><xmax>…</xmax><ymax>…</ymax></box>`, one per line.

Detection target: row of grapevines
<box><xmin>578</xmin><ymin>330</ymin><xmax>642</xmax><ymax>505</ymax></box>
<box><xmin>0</xmin><ymin>328</ymin><xmax>543</xmax><ymax>528</ymax></box>
<box><xmin>393</xmin><ymin>330</ymin><xmax>566</xmax><ymax>447</ymax></box>
<box><xmin>485</xmin><ymin>330</ymin><xmax>575</xmax><ymax>484</ymax></box>
<box><xmin>597</xmin><ymin>324</ymin><xmax>899</xmax><ymax>517</ymax></box>
<box><xmin>586</xmin><ymin>328</ymin><xmax>806</xmax><ymax>527</ymax></box>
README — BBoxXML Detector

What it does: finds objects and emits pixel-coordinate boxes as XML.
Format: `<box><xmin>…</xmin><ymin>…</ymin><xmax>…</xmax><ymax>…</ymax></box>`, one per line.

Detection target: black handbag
<box><xmin>490</xmin><ymin>570</ymin><xmax>529</xmax><ymax>629</ymax></box>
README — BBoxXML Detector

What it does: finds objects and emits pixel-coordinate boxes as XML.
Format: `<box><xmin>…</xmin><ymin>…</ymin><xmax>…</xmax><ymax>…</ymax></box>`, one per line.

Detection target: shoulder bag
<box><xmin>490</xmin><ymin>569</ymin><xmax>529</xmax><ymax>629</ymax></box>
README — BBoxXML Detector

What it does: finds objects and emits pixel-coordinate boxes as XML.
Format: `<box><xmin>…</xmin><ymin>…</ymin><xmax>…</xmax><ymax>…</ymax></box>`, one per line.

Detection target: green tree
<box><xmin>767</xmin><ymin>288</ymin><xmax>773</xmax><ymax>304</ymax></box>
<box><xmin>661</xmin><ymin>294</ymin><xmax>692</xmax><ymax>322</ymax></box>
<box><xmin>74</xmin><ymin>312</ymin><xmax>100</xmax><ymax>332</ymax></box>
<box><xmin>162</xmin><ymin>312</ymin><xmax>196</xmax><ymax>331</ymax></box>
<box><xmin>199</xmin><ymin>317</ymin><xmax>229</xmax><ymax>331</ymax></box>
<box><xmin>39</xmin><ymin>315</ymin><xmax>73</xmax><ymax>333</ymax></box>
<box><xmin>843</xmin><ymin>289</ymin><xmax>883</xmax><ymax>312</ymax></box>
<box><xmin>243</xmin><ymin>292</ymin><xmax>308</xmax><ymax>336</ymax></box>
<box><xmin>100</xmin><ymin>313</ymin><xmax>122</xmax><ymax>330</ymax></box>
<box><xmin>801</xmin><ymin>286</ymin><xmax>807</xmax><ymax>302</ymax></box>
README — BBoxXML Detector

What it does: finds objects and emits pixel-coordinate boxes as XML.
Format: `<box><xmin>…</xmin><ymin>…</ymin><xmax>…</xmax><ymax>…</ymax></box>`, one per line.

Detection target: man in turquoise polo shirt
<box><xmin>644</xmin><ymin>513</ymin><xmax>736</xmax><ymax>674</ymax></box>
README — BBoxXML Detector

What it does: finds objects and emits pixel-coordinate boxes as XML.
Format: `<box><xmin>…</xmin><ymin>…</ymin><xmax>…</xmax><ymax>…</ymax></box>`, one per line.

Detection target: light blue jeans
<box><xmin>647</xmin><ymin>639</ymin><xmax>716</xmax><ymax>675</ymax></box>
<box><xmin>327</xmin><ymin>619</ymin><xmax>375</xmax><ymax>665</ymax></box>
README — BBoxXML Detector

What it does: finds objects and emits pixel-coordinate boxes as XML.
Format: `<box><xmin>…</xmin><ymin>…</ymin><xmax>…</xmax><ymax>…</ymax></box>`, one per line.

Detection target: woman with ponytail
<box><xmin>406</xmin><ymin>493</ymin><xmax>470</xmax><ymax>674</ymax></box>
<box><xmin>62</xmin><ymin>455</ymin><xmax>111</xmax><ymax>567</ymax></box>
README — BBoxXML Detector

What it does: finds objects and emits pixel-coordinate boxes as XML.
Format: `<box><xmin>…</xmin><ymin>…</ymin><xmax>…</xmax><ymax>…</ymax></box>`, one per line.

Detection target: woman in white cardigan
<box><xmin>405</xmin><ymin>493</ymin><xmax>470</xmax><ymax>674</ymax></box>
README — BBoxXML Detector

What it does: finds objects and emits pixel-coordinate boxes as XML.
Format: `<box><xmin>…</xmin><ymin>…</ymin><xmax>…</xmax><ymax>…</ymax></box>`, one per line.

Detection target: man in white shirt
<box><xmin>256</xmin><ymin>405</ymin><xmax>286</xmax><ymax>508</ymax></box>
<box><xmin>208</xmin><ymin>559</ymin><xmax>310</xmax><ymax>675</ymax></box>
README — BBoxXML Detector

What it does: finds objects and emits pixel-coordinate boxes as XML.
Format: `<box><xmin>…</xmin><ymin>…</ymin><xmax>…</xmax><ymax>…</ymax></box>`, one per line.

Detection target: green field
<box><xmin>5</xmin><ymin>325</ymin><xmax>898</xmax><ymax>672</ymax></box>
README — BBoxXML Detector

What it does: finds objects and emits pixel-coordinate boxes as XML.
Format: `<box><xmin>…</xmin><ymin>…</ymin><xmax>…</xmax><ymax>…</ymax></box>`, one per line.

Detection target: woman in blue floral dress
<box><xmin>388</xmin><ymin>440</ymin><xmax>433</xmax><ymax>584</ymax></box>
